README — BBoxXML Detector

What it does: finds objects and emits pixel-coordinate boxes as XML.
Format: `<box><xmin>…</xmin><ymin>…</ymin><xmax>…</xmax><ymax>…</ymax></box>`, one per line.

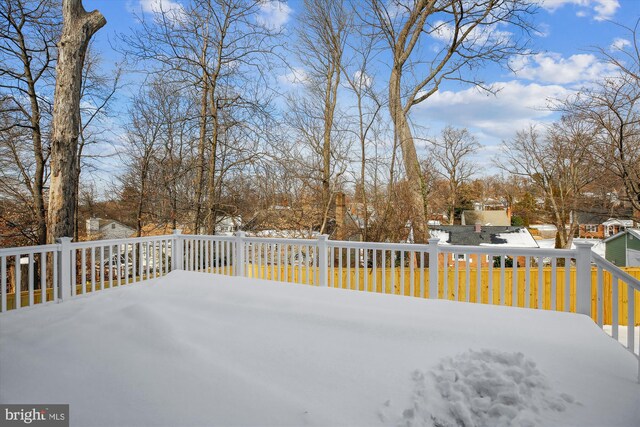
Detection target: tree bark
<box><xmin>389</xmin><ymin>67</ymin><xmax>429</xmax><ymax>242</ymax></box>
<box><xmin>47</xmin><ymin>0</ymin><xmax>105</xmax><ymax>243</ymax></box>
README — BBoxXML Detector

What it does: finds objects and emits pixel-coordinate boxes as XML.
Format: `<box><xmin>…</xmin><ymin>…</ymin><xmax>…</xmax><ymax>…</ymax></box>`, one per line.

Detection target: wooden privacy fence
<box><xmin>239</xmin><ymin>264</ymin><xmax>640</xmax><ymax>326</ymax></box>
<box><xmin>1</xmin><ymin>230</ymin><xmax>639</xmax><ymax>380</ymax></box>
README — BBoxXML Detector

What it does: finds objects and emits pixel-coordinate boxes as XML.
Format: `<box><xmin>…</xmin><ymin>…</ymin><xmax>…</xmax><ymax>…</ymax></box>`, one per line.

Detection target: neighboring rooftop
<box><xmin>429</xmin><ymin>225</ymin><xmax>539</xmax><ymax>247</ymax></box>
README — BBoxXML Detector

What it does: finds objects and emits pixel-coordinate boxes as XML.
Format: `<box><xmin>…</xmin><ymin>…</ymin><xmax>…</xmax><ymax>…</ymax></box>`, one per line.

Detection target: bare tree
<box><xmin>0</xmin><ymin>0</ymin><xmax>59</xmax><ymax>244</ymax></box>
<box><xmin>293</xmin><ymin>0</ymin><xmax>350</xmax><ymax>234</ymax></box>
<box><xmin>121</xmin><ymin>0</ymin><xmax>281</xmax><ymax>234</ymax></box>
<box><xmin>341</xmin><ymin>24</ymin><xmax>383</xmax><ymax>241</ymax></box>
<box><xmin>47</xmin><ymin>0</ymin><xmax>105</xmax><ymax>242</ymax></box>
<box><xmin>430</xmin><ymin>126</ymin><xmax>480</xmax><ymax>224</ymax></box>
<box><xmin>500</xmin><ymin>117</ymin><xmax>598</xmax><ymax>248</ymax></box>
<box><xmin>564</xmin><ymin>20</ymin><xmax>640</xmax><ymax>212</ymax></box>
<box><xmin>365</xmin><ymin>0</ymin><xmax>535</xmax><ymax>241</ymax></box>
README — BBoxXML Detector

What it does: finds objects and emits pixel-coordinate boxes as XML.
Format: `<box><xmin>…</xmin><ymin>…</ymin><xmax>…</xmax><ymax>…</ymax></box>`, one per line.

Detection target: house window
<box><xmin>585</xmin><ymin>225</ymin><xmax>598</xmax><ymax>232</ymax></box>
<box><xmin>456</xmin><ymin>253</ymin><xmax>466</xmax><ymax>261</ymax></box>
<box><xmin>111</xmin><ymin>224</ymin><xmax>116</xmax><ymax>229</ymax></box>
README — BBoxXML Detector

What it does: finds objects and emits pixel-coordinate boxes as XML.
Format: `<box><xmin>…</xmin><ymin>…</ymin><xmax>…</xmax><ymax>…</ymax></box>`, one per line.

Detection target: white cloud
<box><xmin>509</xmin><ymin>52</ymin><xmax>616</xmax><ymax>85</ymax></box>
<box><xmin>137</xmin><ymin>0</ymin><xmax>185</xmax><ymax>22</ymax></box>
<box><xmin>430</xmin><ymin>20</ymin><xmax>511</xmax><ymax>47</ymax></box>
<box><xmin>139</xmin><ymin>0</ymin><xmax>183</xmax><ymax>14</ymax></box>
<box><xmin>257</xmin><ymin>1</ymin><xmax>293</xmax><ymax>31</ymax></box>
<box><xmin>610</xmin><ymin>37</ymin><xmax>631</xmax><ymax>51</ymax></box>
<box><xmin>277</xmin><ymin>67</ymin><xmax>308</xmax><ymax>86</ymax></box>
<box><xmin>353</xmin><ymin>70</ymin><xmax>372</xmax><ymax>88</ymax></box>
<box><xmin>413</xmin><ymin>81</ymin><xmax>570</xmax><ymax>140</ymax></box>
<box><xmin>539</xmin><ymin>0</ymin><xmax>619</xmax><ymax>21</ymax></box>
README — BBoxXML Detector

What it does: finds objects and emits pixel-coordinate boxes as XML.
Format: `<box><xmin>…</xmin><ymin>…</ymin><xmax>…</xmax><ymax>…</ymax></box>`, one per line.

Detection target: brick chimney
<box><xmin>335</xmin><ymin>192</ymin><xmax>346</xmax><ymax>240</ymax></box>
<box><xmin>506</xmin><ymin>206</ymin><xmax>512</xmax><ymax>223</ymax></box>
<box><xmin>475</xmin><ymin>222</ymin><xmax>482</xmax><ymax>233</ymax></box>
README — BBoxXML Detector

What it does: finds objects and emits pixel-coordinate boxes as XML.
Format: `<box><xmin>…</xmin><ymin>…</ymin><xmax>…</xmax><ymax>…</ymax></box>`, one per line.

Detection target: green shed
<box><xmin>604</xmin><ymin>229</ymin><xmax>640</xmax><ymax>267</ymax></box>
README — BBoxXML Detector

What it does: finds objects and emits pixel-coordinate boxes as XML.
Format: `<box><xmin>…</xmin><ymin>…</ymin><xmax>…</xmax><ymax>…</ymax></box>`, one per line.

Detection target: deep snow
<box><xmin>0</xmin><ymin>270</ymin><xmax>638</xmax><ymax>426</ymax></box>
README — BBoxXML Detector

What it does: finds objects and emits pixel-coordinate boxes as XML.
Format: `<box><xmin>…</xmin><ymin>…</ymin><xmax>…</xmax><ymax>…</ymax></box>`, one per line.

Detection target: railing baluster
<box><xmin>400</xmin><ymin>250</ymin><xmax>405</xmax><ymax>296</ymax></box>
<box><xmin>100</xmin><ymin>245</ymin><xmax>104</xmax><ymax>290</ymax></box>
<box><xmin>443</xmin><ymin>253</ymin><xmax>448</xmax><ymax>300</ymax></box>
<box><xmin>512</xmin><ymin>257</ymin><xmax>517</xmax><ymax>307</ymax></box>
<box><xmin>147</xmin><ymin>241</ymin><xmax>151</xmax><ymax>278</ymax></box>
<box><xmin>537</xmin><ymin>256</ymin><xmax>543</xmax><ymax>309</ymax></box>
<box><xmin>597</xmin><ymin>266</ymin><xmax>603</xmax><ymax>327</ymax></box>
<box><xmin>108</xmin><ymin>245</ymin><xmax>113</xmax><ymax>289</ymax></box>
<box><xmin>500</xmin><ymin>255</ymin><xmax>505</xmax><ymax>305</ymax></box>
<box><xmin>277</xmin><ymin>243</ymin><xmax>282</xmax><ymax>282</ymax></box>
<box><xmin>465</xmin><ymin>253</ymin><xmax>470</xmax><ymax>302</ymax></box>
<box><xmin>28</xmin><ymin>253</ymin><xmax>34</xmax><ymax>306</ymax></box>
<box><xmin>91</xmin><ymin>247</ymin><xmax>96</xmax><ymax>293</ymax></box>
<box><xmin>627</xmin><ymin>285</ymin><xmax>635</xmax><ymax>354</ymax></box>
<box><xmin>117</xmin><ymin>245</ymin><xmax>122</xmax><ymax>287</ymax></box>
<box><xmin>612</xmin><ymin>275</ymin><xmax>619</xmax><ymax>340</ymax></box>
<box><xmin>374</xmin><ymin>249</ymin><xmax>379</xmax><ymax>293</ymax></box>
<box><xmin>1</xmin><ymin>256</ymin><xmax>6</xmax><ymax>312</ymax></box>
<box><xmin>124</xmin><ymin>244</ymin><xmax>130</xmax><ymax>284</ymax></box>
<box><xmin>381</xmin><ymin>249</ymin><xmax>386</xmax><ymax>293</ymax></box>
<box><xmin>53</xmin><ymin>251</ymin><xmax>58</xmax><ymax>302</ymax></box>
<box><xmin>390</xmin><ymin>250</ymin><xmax>395</xmax><ymax>294</ymax></box>
<box><xmin>410</xmin><ymin>251</ymin><xmax>415</xmax><ymax>297</ymax></box>
<box><xmin>477</xmin><ymin>254</ymin><xmax>482</xmax><ymax>303</ymax></box>
<box><xmin>304</xmin><ymin>245</ymin><xmax>311</xmax><ymax>285</ymax></box>
<box><xmin>80</xmin><ymin>249</ymin><xmax>86</xmax><ymax>294</ymax></box>
<box><xmin>565</xmin><ymin>257</ymin><xmax>571</xmax><ymax>312</ymax></box>
<box><xmin>454</xmin><ymin>253</ymin><xmax>459</xmax><ymax>301</ymax></box>
<box><xmin>525</xmin><ymin>256</ymin><xmax>530</xmax><ymax>308</ymax></box>
<box><xmin>15</xmin><ymin>255</ymin><xmax>21</xmax><ymax>309</ymax></box>
<box><xmin>551</xmin><ymin>257</ymin><xmax>557</xmax><ymax>310</ymax></box>
<box><xmin>487</xmin><ymin>254</ymin><xmax>493</xmax><ymax>304</ymax></box>
<box><xmin>355</xmin><ymin>248</ymin><xmax>360</xmax><ymax>290</ymax></box>
<box><xmin>157</xmin><ymin>241</ymin><xmax>162</xmax><ymax>278</ymax></box>
<box><xmin>365</xmin><ymin>249</ymin><xmax>370</xmax><ymax>292</ymax></box>
<box><xmin>40</xmin><ymin>251</ymin><xmax>46</xmax><ymax>303</ymax></box>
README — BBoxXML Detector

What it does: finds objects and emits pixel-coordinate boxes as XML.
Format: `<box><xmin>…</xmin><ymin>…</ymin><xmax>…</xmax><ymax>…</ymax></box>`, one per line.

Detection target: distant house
<box><xmin>604</xmin><ymin>229</ymin><xmax>640</xmax><ymax>267</ymax></box>
<box><xmin>429</xmin><ymin>225</ymin><xmax>538</xmax><ymax>267</ymax></box>
<box><xmin>575</xmin><ymin>208</ymin><xmax>637</xmax><ymax>239</ymax></box>
<box><xmin>461</xmin><ymin>209</ymin><xmax>511</xmax><ymax>226</ymax></box>
<box><xmin>86</xmin><ymin>217</ymin><xmax>135</xmax><ymax>240</ymax></box>
<box><xmin>214</xmin><ymin>216</ymin><xmax>242</xmax><ymax>235</ymax></box>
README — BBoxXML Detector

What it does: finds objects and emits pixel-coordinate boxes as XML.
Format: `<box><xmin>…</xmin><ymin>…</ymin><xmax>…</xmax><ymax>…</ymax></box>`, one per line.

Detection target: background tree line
<box><xmin>0</xmin><ymin>0</ymin><xmax>638</xmax><ymax>249</ymax></box>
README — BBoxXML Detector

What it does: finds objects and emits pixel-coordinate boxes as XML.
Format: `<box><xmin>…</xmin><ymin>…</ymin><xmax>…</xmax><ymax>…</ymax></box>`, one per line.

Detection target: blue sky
<box><xmin>81</xmin><ymin>0</ymin><xmax>640</xmax><ymax>180</ymax></box>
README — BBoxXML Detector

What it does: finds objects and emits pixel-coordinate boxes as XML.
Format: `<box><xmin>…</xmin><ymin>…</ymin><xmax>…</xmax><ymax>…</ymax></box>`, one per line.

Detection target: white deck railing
<box><xmin>1</xmin><ymin>230</ymin><xmax>638</xmax><ymax>380</ymax></box>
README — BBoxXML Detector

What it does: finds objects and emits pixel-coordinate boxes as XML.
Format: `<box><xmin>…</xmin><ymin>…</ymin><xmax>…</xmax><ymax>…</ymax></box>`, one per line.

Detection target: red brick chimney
<box><xmin>475</xmin><ymin>223</ymin><xmax>482</xmax><ymax>233</ymax></box>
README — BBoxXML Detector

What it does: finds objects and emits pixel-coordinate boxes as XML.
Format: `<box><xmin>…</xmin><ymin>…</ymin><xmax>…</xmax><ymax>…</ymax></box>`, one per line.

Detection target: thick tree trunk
<box><xmin>389</xmin><ymin>67</ymin><xmax>429</xmax><ymax>242</ymax></box>
<box><xmin>47</xmin><ymin>0</ymin><xmax>105</xmax><ymax>243</ymax></box>
<box><xmin>205</xmin><ymin>96</ymin><xmax>219</xmax><ymax>235</ymax></box>
<box><xmin>193</xmin><ymin>76</ymin><xmax>209</xmax><ymax>234</ymax></box>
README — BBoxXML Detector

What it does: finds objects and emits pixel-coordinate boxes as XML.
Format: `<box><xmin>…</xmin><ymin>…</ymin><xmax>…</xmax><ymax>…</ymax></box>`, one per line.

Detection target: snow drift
<box><xmin>0</xmin><ymin>270</ymin><xmax>638</xmax><ymax>426</ymax></box>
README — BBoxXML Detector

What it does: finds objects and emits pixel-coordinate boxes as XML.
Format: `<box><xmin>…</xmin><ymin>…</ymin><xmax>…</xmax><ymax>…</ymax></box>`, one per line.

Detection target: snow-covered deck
<box><xmin>1</xmin><ymin>271</ymin><xmax>638</xmax><ymax>426</ymax></box>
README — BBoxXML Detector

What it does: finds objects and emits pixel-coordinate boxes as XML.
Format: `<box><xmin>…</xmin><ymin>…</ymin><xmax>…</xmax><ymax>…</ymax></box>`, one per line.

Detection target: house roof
<box><xmin>429</xmin><ymin>226</ymin><xmax>539</xmax><ymax>247</ymax></box>
<box><xmin>461</xmin><ymin>210</ymin><xmax>510</xmax><ymax>226</ymax></box>
<box><xmin>603</xmin><ymin>228</ymin><xmax>640</xmax><ymax>243</ymax></box>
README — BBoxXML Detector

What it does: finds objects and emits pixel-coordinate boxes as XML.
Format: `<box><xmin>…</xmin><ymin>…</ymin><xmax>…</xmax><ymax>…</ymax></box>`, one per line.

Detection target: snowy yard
<box><xmin>0</xmin><ymin>270</ymin><xmax>639</xmax><ymax>426</ymax></box>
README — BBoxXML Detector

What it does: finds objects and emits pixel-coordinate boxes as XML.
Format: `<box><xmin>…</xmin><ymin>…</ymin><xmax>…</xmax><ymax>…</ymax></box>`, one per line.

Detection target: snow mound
<box><xmin>396</xmin><ymin>349</ymin><xmax>577</xmax><ymax>427</ymax></box>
